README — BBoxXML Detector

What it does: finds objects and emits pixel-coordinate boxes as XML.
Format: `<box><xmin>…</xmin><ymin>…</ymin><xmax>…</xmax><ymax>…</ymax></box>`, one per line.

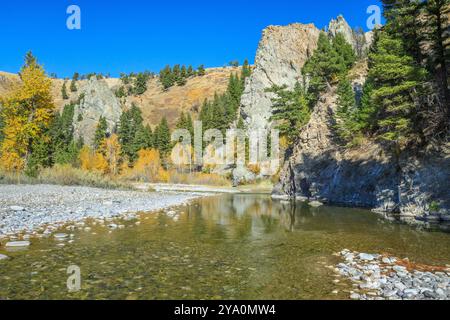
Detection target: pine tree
<box><xmin>332</xmin><ymin>33</ymin><xmax>357</xmax><ymax>69</ymax></box>
<box><xmin>334</xmin><ymin>77</ymin><xmax>358</xmax><ymax>142</ymax></box>
<box><xmin>422</xmin><ymin>0</ymin><xmax>450</xmax><ymax>105</ymax></box>
<box><xmin>62</xmin><ymin>81</ymin><xmax>69</xmax><ymax>100</ymax></box>
<box><xmin>118</xmin><ymin>103</ymin><xmax>144</xmax><ymax>163</ymax></box>
<box><xmin>382</xmin><ymin>0</ymin><xmax>423</xmax><ymax>62</ymax></box>
<box><xmin>154</xmin><ymin>117</ymin><xmax>171</xmax><ymax>157</ymax></box>
<box><xmin>267</xmin><ymin>82</ymin><xmax>311</xmax><ymax>144</ymax></box>
<box><xmin>94</xmin><ymin>116</ymin><xmax>108</xmax><ymax>150</ymax></box>
<box><xmin>197</xmin><ymin>65</ymin><xmax>206</xmax><ymax>76</ymax></box>
<box><xmin>367</xmin><ymin>30</ymin><xmax>428</xmax><ymax>143</ymax></box>
<box><xmin>187</xmin><ymin>65</ymin><xmax>194</xmax><ymax>77</ymax></box>
<box><xmin>70</xmin><ymin>72</ymin><xmax>79</xmax><ymax>93</ymax></box>
<box><xmin>303</xmin><ymin>32</ymin><xmax>349</xmax><ymax>102</ymax></box>
<box><xmin>241</xmin><ymin>59</ymin><xmax>252</xmax><ymax>80</ymax></box>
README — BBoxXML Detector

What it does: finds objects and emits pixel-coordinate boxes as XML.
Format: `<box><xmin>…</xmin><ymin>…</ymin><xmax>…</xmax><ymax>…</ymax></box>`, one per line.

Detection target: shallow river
<box><xmin>1</xmin><ymin>194</ymin><xmax>449</xmax><ymax>300</ymax></box>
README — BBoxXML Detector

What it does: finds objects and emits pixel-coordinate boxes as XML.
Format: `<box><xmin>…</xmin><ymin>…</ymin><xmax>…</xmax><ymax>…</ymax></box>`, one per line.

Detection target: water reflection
<box><xmin>1</xmin><ymin>194</ymin><xmax>449</xmax><ymax>300</ymax></box>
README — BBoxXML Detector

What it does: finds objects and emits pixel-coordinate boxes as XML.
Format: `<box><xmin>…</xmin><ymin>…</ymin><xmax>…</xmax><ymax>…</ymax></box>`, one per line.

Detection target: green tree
<box><xmin>334</xmin><ymin>77</ymin><xmax>358</xmax><ymax>142</ymax></box>
<box><xmin>267</xmin><ymin>82</ymin><xmax>311</xmax><ymax>144</ymax></box>
<box><xmin>70</xmin><ymin>72</ymin><xmax>79</xmax><ymax>92</ymax></box>
<box><xmin>367</xmin><ymin>30</ymin><xmax>428</xmax><ymax>143</ymax></box>
<box><xmin>154</xmin><ymin>117</ymin><xmax>171</xmax><ymax>157</ymax></box>
<box><xmin>197</xmin><ymin>65</ymin><xmax>206</xmax><ymax>76</ymax></box>
<box><xmin>118</xmin><ymin>103</ymin><xmax>144</xmax><ymax>163</ymax></box>
<box><xmin>332</xmin><ymin>33</ymin><xmax>357</xmax><ymax>69</ymax></box>
<box><xmin>94</xmin><ymin>116</ymin><xmax>108</xmax><ymax>149</ymax></box>
<box><xmin>302</xmin><ymin>32</ymin><xmax>350</xmax><ymax>102</ymax></box>
<box><xmin>62</xmin><ymin>81</ymin><xmax>69</xmax><ymax>100</ymax></box>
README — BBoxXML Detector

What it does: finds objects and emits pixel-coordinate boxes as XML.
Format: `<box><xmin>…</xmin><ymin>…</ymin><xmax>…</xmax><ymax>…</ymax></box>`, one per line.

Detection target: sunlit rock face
<box><xmin>240</xmin><ymin>23</ymin><xmax>321</xmax><ymax>132</ymax></box>
<box><xmin>73</xmin><ymin>77</ymin><xmax>122</xmax><ymax>146</ymax></box>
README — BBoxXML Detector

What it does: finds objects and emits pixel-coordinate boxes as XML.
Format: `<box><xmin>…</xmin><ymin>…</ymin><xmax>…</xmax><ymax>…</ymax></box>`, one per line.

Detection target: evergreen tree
<box><xmin>267</xmin><ymin>82</ymin><xmax>311</xmax><ymax>144</ymax></box>
<box><xmin>187</xmin><ymin>65</ymin><xmax>195</xmax><ymax>77</ymax></box>
<box><xmin>118</xmin><ymin>103</ymin><xmax>144</xmax><ymax>163</ymax></box>
<box><xmin>62</xmin><ymin>81</ymin><xmax>69</xmax><ymax>100</ymax></box>
<box><xmin>133</xmin><ymin>73</ymin><xmax>149</xmax><ymax>95</ymax></box>
<box><xmin>382</xmin><ymin>0</ymin><xmax>423</xmax><ymax>62</ymax></box>
<box><xmin>332</xmin><ymin>33</ymin><xmax>357</xmax><ymax>69</ymax></box>
<box><xmin>154</xmin><ymin>117</ymin><xmax>171</xmax><ymax>157</ymax></box>
<box><xmin>241</xmin><ymin>59</ymin><xmax>252</xmax><ymax>80</ymax></box>
<box><xmin>334</xmin><ymin>77</ymin><xmax>358</xmax><ymax>142</ymax></box>
<box><xmin>367</xmin><ymin>30</ymin><xmax>428</xmax><ymax>143</ymax></box>
<box><xmin>303</xmin><ymin>32</ymin><xmax>350</xmax><ymax>102</ymax></box>
<box><xmin>422</xmin><ymin>0</ymin><xmax>450</xmax><ymax>105</ymax></box>
<box><xmin>70</xmin><ymin>72</ymin><xmax>79</xmax><ymax>92</ymax></box>
<box><xmin>197</xmin><ymin>65</ymin><xmax>206</xmax><ymax>76</ymax></box>
<box><xmin>94</xmin><ymin>116</ymin><xmax>108</xmax><ymax>150</ymax></box>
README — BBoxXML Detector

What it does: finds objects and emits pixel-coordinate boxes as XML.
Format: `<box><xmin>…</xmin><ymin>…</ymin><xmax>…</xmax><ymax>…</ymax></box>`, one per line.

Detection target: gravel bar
<box><xmin>0</xmin><ymin>184</ymin><xmax>207</xmax><ymax>237</ymax></box>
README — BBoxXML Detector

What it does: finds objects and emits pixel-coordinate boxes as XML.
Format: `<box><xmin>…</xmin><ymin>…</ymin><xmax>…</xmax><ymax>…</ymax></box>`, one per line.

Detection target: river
<box><xmin>1</xmin><ymin>194</ymin><xmax>449</xmax><ymax>299</ymax></box>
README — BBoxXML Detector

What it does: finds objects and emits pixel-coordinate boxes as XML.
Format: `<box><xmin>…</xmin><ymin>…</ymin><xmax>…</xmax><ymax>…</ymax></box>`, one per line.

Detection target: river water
<box><xmin>1</xmin><ymin>194</ymin><xmax>449</xmax><ymax>300</ymax></box>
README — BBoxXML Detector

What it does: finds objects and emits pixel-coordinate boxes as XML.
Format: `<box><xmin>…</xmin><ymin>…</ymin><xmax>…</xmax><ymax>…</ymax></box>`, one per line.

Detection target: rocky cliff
<box><xmin>240</xmin><ymin>16</ymin><xmax>370</xmax><ymax>133</ymax></box>
<box><xmin>239</xmin><ymin>16</ymin><xmax>449</xmax><ymax>228</ymax></box>
<box><xmin>73</xmin><ymin>78</ymin><xmax>122</xmax><ymax>146</ymax></box>
<box><xmin>240</xmin><ymin>23</ymin><xmax>321</xmax><ymax>131</ymax></box>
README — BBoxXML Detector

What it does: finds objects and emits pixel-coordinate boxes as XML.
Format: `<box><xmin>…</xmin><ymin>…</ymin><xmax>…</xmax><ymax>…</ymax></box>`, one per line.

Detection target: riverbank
<box><xmin>333</xmin><ymin>249</ymin><xmax>450</xmax><ymax>300</ymax></box>
<box><xmin>0</xmin><ymin>184</ymin><xmax>208</xmax><ymax>239</ymax></box>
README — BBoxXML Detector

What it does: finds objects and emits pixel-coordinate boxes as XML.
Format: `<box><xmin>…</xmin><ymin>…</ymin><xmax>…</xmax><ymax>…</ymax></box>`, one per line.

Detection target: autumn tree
<box><xmin>99</xmin><ymin>133</ymin><xmax>122</xmax><ymax>175</ymax></box>
<box><xmin>0</xmin><ymin>52</ymin><xmax>55</xmax><ymax>172</ymax></box>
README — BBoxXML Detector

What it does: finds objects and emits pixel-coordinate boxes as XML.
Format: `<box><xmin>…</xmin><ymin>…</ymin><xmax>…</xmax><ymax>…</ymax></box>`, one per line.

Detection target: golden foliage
<box><xmin>99</xmin><ymin>134</ymin><xmax>122</xmax><ymax>175</ymax></box>
<box><xmin>121</xmin><ymin>148</ymin><xmax>168</xmax><ymax>182</ymax></box>
<box><xmin>0</xmin><ymin>55</ymin><xmax>55</xmax><ymax>172</ymax></box>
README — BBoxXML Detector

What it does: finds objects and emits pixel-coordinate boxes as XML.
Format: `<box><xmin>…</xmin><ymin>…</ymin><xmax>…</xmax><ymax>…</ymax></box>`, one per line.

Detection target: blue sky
<box><xmin>0</xmin><ymin>0</ymin><xmax>382</xmax><ymax>78</ymax></box>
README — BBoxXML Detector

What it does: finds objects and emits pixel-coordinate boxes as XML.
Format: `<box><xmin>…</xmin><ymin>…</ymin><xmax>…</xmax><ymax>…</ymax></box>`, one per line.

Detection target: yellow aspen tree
<box><xmin>0</xmin><ymin>52</ymin><xmax>55</xmax><ymax>172</ymax></box>
<box><xmin>99</xmin><ymin>134</ymin><xmax>122</xmax><ymax>175</ymax></box>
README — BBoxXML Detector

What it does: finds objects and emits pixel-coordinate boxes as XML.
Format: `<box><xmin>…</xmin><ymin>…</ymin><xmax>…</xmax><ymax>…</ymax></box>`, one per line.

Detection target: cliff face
<box><xmin>240</xmin><ymin>24</ymin><xmax>321</xmax><ymax>132</ymax></box>
<box><xmin>270</xmin><ymin>57</ymin><xmax>450</xmax><ymax>229</ymax></box>
<box><xmin>73</xmin><ymin>78</ymin><xmax>123</xmax><ymax>146</ymax></box>
<box><xmin>240</xmin><ymin>17</ymin><xmax>449</xmax><ymax>228</ymax></box>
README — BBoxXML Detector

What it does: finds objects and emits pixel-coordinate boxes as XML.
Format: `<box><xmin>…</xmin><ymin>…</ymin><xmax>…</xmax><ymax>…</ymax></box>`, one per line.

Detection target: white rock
<box><xmin>10</xmin><ymin>206</ymin><xmax>25</xmax><ymax>211</ymax></box>
<box><xmin>0</xmin><ymin>254</ymin><xmax>9</xmax><ymax>260</ymax></box>
<box><xmin>54</xmin><ymin>233</ymin><xmax>68</xmax><ymax>239</ymax></box>
<box><xmin>359</xmin><ymin>253</ymin><xmax>376</xmax><ymax>261</ymax></box>
<box><xmin>5</xmin><ymin>241</ymin><xmax>30</xmax><ymax>247</ymax></box>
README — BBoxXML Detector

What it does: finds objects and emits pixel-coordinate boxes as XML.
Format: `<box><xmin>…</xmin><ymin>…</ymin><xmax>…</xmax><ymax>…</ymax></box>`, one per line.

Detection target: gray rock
<box><xmin>0</xmin><ymin>254</ymin><xmax>9</xmax><ymax>261</ymax></box>
<box><xmin>73</xmin><ymin>78</ymin><xmax>122</xmax><ymax>146</ymax></box>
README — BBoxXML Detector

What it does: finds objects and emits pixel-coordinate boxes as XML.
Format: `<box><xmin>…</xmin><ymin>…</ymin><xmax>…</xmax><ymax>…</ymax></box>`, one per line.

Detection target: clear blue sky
<box><xmin>0</xmin><ymin>0</ymin><xmax>382</xmax><ymax>78</ymax></box>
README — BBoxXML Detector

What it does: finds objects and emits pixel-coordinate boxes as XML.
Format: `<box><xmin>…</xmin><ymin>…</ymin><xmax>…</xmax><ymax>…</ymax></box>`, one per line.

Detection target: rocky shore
<box><xmin>0</xmin><ymin>184</ymin><xmax>207</xmax><ymax>239</ymax></box>
<box><xmin>333</xmin><ymin>249</ymin><xmax>450</xmax><ymax>300</ymax></box>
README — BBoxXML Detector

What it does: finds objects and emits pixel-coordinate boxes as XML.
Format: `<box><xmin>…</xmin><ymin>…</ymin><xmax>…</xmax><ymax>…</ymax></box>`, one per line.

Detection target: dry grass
<box><xmin>0</xmin><ymin>164</ymin><xmax>128</xmax><ymax>189</ymax></box>
<box><xmin>166</xmin><ymin>170</ymin><xmax>231</xmax><ymax>186</ymax></box>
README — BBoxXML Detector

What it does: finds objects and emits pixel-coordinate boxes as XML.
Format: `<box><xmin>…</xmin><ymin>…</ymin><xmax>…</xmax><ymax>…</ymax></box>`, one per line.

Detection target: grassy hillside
<box><xmin>0</xmin><ymin>66</ymin><xmax>240</xmax><ymax>128</ymax></box>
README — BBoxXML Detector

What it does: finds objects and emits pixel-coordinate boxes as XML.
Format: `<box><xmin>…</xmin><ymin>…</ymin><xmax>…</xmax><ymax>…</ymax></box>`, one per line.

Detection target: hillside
<box><xmin>0</xmin><ymin>67</ymin><xmax>239</xmax><ymax>128</ymax></box>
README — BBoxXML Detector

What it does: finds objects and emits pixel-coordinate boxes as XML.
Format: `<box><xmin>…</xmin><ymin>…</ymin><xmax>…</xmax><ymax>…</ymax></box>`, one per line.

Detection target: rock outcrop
<box><xmin>73</xmin><ymin>78</ymin><xmax>122</xmax><ymax>146</ymax></box>
<box><xmin>273</xmin><ymin>68</ymin><xmax>450</xmax><ymax>229</ymax></box>
<box><xmin>240</xmin><ymin>16</ymin><xmax>372</xmax><ymax>134</ymax></box>
<box><xmin>240</xmin><ymin>23</ymin><xmax>321</xmax><ymax>132</ymax></box>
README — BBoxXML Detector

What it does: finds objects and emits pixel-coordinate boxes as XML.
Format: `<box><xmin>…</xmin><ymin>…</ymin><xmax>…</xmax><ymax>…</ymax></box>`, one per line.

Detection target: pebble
<box><xmin>335</xmin><ymin>250</ymin><xmax>450</xmax><ymax>301</ymax></box>
<box><xmin>0</xmin><ymin>184</ymin><xmax>202</xmax><ymax>237</ymax></box>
